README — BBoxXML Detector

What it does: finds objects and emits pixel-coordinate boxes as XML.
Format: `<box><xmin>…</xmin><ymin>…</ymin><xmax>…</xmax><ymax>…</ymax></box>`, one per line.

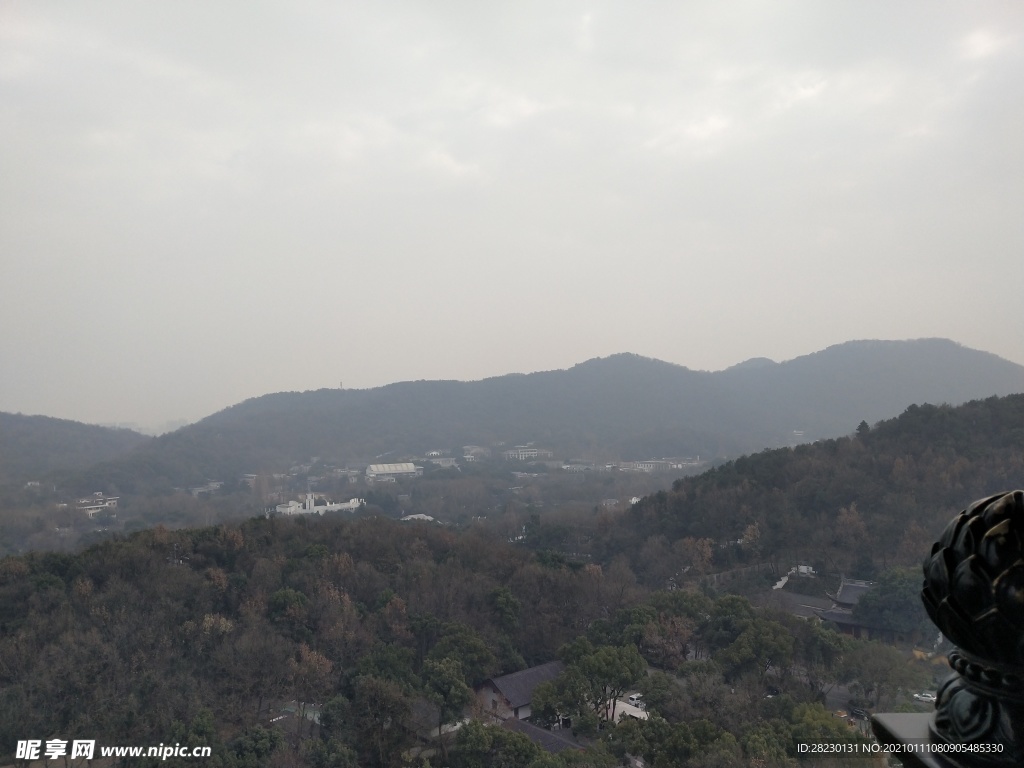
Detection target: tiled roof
<box><xmin>818</xmin><ymin>608</ymin><xmax>859</xmax><ymax>625</ymax></box>
<box><xmin>835</xmin><ymin>579</ymin><xmax>874</xmax><ymax>606</ymax></box>
<box><xmin>488</xmin><ymin>661</ymin><xmax>565</xmax><ymax>709</ymax></box>
<box><xmin>502</xmin><ymin>718</ymin><xmax>582</xmax><ymax>754</ymax></box>
<box><xmin>769</xmin><ymin>590</ymin><xmax>834</xmax><ymax>619</ymax></box>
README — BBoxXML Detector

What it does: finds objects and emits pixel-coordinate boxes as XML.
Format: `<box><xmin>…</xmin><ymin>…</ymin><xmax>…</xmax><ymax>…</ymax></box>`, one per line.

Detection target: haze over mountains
<box><xmin>4</xmin><ymin>338</ymin><xmax>1023</xmax><ymax>491</ymax></box>
<box><xmin>0</xmin><ymin>413</ymin><xmax>150</xmax><ymax>484</ymax></box>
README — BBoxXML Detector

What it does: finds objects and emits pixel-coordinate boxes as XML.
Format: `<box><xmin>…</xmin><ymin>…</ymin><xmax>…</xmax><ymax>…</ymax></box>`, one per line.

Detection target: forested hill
<box><xmin>0</xmin><ymin>412</ymin><xmax>150</xmax><ymax>484</ymax></box>
<box><xmin>72</xmin><ymin>338</ymin><xmax>1024</xmax><ymax>491</ymax></box>
<box><xmin>606</xmin><ymin>393</ymin><xmax>1024</xmax><ymax>585</ymax></box>
<box><xmin>0</xmin><ymin>504</ymin><xmax>885</xmax><ymax>767</ymax></box>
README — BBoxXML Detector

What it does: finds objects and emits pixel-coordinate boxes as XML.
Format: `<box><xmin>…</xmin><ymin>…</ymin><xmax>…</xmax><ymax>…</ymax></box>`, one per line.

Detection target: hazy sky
<box><xmin>2</xmin><ymin>2</ymin><xmax>1022</xmax><ymax>430</ymax></box>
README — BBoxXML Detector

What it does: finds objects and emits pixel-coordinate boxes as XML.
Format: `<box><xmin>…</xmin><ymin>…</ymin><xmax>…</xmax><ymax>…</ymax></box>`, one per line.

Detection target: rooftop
<box><xmin>486</xmin><ymin>661</ymin><xmax>565</xmax><ymax>709</ymax></box>
<box><xmin>366</xmin><ymin>462</ymin><xmax>418</xmax><ymax>473</ymax></box>
<box><xmin>502</xmin><ymin>718</ymin><xmax>581</xmax><ymax>754</ymax></box>
<box><xmin>834</xmin><ymin>578</ymin><xmax>875</xmax><ymax>606</ymax></box>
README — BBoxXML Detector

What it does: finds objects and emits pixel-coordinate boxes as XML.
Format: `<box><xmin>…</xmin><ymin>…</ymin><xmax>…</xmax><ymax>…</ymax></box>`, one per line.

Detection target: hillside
<box><xmin>0</xmin><ymin>412</ymin><xmax>150</xmax><ymax>484</ymax></box>
<box><xmin>4</xmin><ymin>395</ymin><xmax>1009</xmax><ymax>765</ymax></box>
<box><xmin>5</xmin><ymin>378</ymin><xmax>1022</xmax><ymax>764</ymax></box>
<box><xmin>68</xmin><ymin>338</ymin><xmax>1024</xmax><ymax>491</ymax></box>
<box><xmin>0</xmin><ymin>512</ymin><xmax>887</xmax><ymax>766</ymax></box>
<box><xmin>602</xmin><ymin>393</ymin><xmax>1024</xmax><ymax>587</ymax></box>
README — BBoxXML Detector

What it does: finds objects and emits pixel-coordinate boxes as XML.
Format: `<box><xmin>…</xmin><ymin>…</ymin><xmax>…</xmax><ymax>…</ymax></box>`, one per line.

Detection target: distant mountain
<box><xmin>712</xmin><ymin>338</ymin><xmax>1024</xmax><ymax>442</ymax></box>
<box><xmin>0</xmin><ymin>412</ymin><xmax>151</xmax><ymax>484</ymax></box>
<box><xmin>70</xmin><ymin>339</ymin><xmax>1024</xmax><ymax>492</ymax></box>
<box><xmin>725</xmin><ymin>357</ymin><xmax>778</xmax><ymax>371</ymax></box>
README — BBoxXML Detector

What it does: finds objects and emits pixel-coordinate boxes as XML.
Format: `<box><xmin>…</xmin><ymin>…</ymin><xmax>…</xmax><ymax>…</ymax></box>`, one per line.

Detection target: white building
<box><xmin>365</xmin><ymin>463</ymin><xmax>422</xmax><ymax>482</ymax></box>
<box><xmin>274</xmin><ymin>493</ymin><xmax>364</xmax><ymax>516</ymax></box>
<box><xmin>562</xmin><ymin>463</ymin><xmax>594</xmax><ymax>473</ymax></box>
<box><xmin>427</xmin><ymin>457</ymin><xmax>459</xmax><ymax>468</ymax></box>
<box><xmin>77</xmin><ymin>493</ymin><xmax>119</xmax><ymax>518</ymax></box>
<box><xmin>503</xmin><ymin>446</ymin><xmax>554</xmax><ymax>461</ymax></box>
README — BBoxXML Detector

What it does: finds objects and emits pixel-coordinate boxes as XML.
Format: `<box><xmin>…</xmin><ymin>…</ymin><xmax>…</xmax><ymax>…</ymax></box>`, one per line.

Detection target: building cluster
<box><xmin>240</xmin><ymin>437</ymin><xmax>708</xmax><ymax>525</ymax></box>
<box><xmin>76</xmin><ymin>492</ymin><xmax>119</xmax><ymax>518</ymax></box>
<box><xmin>247</xmin><ymin>439</ymin><xmax>708</xmax><ymax>494</ymax></box>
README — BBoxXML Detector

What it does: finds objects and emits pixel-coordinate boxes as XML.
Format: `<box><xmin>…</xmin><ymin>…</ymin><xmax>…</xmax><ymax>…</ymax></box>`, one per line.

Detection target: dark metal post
<box><xmin>873</xmin><ymin>491</ymin><xmax>1024</xmax><ymax>767</ymax></box>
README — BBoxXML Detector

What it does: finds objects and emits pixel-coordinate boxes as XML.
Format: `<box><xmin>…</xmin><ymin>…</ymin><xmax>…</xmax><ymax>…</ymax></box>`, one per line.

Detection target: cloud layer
<box><xmin>2</xmin><ymin>1</ymin><xmax>1022</xmax><ymax>428</ymax></box>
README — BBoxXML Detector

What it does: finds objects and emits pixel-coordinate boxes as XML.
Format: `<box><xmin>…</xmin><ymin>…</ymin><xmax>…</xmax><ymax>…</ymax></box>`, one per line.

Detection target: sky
<box><xmin>2</xmin><ymin>1</ymin><xmax>1022</xmax><ymax>431</ymax></box>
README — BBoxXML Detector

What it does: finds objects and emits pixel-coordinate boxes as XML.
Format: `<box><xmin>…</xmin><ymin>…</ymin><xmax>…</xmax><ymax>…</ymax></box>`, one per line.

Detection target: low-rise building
<box><xmin>190</xmin><ymin>481</ymin><xmax>223</xmax><ymax>496</ymax></box>
<box><xmin>426</xmin><ymin>457</ymin><xmax>459</xmax><ymax>468</ymax></box>
<box><xmin>477</xmin><ymin>661</ymin><xmax>564</xmax><ymax>721</ymax></box>
<box><xmin>765</xmin><ymin>590</ymin><xmax>835</xmax><ymax>620</ymax></box>
<box><xmin>366</xmin><ymin>463</ymin><xmax>422</xmax><ymax>482</ymax></box>
<box><xmin>274</xmin><ymin>493</ymin><xmax>364</xmax><ymax>516</ymax></box>
<box><xmin>832</xmin><ymin>578</ymin><xmax>875</xmax><ymax>607</ymax></box>
<box><xmin>816</xmin><ymin>577</ymin><xmax>887</xmax><ymax>640</ymax></box>
<box><xmin>609</xmin><ymin>697</ymin><xmax>649</xmax><ymax>723</ymax></box>
<box><xmin>77</xmin><ymin>492</ymin><xmax>119</xmax><ymax>518</ymax></box>
<box><xmin>401</xmin><ymin>514</ymin><xmax>436</xmax><ymax>523</ymax></box>
<box><xmin>503</xmin><ymin>446</ymin><xmax>554</xmax><ymax>461</ymax></box>
<box><xmin>502</xmin><ymin>719</ymin><xmax>583</xmax><ymax>755</ymax></box>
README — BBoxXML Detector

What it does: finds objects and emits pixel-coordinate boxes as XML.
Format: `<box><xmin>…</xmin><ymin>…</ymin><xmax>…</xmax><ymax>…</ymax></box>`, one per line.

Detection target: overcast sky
<box><xmin>2</xmin><ymin>1</ymin><xmax>1022</xmax><ymax>431</ymax></box>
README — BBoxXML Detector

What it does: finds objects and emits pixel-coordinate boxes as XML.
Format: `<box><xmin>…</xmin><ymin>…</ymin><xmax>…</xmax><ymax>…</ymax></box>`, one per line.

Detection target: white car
<box><xmin>627</xmin><ymin>694</ymin><xmax>645</xmax><ymax>710</ymax></box>
<box><xmin>913</xmin><ymin>692</ymin><xmax>937</xmax><ymax>703</ymax></box>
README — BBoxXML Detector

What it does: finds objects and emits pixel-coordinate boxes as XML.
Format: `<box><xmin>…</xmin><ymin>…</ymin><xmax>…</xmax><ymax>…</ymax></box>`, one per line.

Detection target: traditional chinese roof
<box><xmin>834</xmin><ymin>578</ymin><xmax>874</xmax><ymax>607</ymax></box>
<box><xmin>502</xmin><ymin>718</ymin><xmax>582</xmax><ymax>754</ymax></box>
<box><xmin>486</xmin><ymin>661</ymin><xmax>564</xmax><ymax>709</ymax></box>
<box><xmin>768</xmin><ymin>590</ymin><xmax>834</xmax><ymax>619</ymax></box>
<box><xmin>818</xmin><ymin>607</ymin><xmax>859</xmax><ymax>625</ymax></box>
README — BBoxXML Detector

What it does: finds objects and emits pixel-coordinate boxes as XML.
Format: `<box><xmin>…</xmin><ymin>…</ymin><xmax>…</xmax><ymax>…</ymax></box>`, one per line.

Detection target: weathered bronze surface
<box><xmin>914</xmin><ymin>490</ymin><xmax>1024</xmax><ymax>766</ymax></box>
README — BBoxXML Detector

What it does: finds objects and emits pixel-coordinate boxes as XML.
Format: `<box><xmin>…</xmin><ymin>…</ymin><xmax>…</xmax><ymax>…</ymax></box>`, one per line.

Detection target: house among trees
<box><xmin>832</xmin><ymin>578</ymin><xmax>875</xmax><ymax>607</ymax></box>
<box><xmin>502</xmin><ymin>718</ymin><xmax>583</xmax><ymax>755</ymax></box>
<box><xmin>477</xmin><ymin>661</ymin><xmax>564</xmax><ymax>720</ymax></box>
<box><xmin>817</xmin><ymin>577</ymin><xmax>882</xmax><ymax>640</ymax></box>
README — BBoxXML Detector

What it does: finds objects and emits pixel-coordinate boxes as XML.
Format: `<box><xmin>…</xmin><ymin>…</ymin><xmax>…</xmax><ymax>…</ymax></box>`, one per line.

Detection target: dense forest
<box><xmin>603</xmin><ymin>395</ymin><xmax>1024</xmax><ymax>584</ymax></box>
<box><xmin>0</xmin><ymin>514</ymin><xmax>904</xmax><ymax>767</ymax></box>
<box><xmin>3</xmin><ymin>391</ymin><xmax>1023</xmax><ymax>765</ymax></box>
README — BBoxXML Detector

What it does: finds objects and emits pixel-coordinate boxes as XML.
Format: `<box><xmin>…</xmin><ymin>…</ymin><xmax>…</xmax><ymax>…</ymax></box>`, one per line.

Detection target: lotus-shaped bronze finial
<box><xmin>922</xmin><ymin>491</ymin><xmax>1024</xmax><ymax>665</ymax></box>
<box><xmin>920</xmin><ymin>491</ymin><xmax>1024</xmax><ymax>763</ymax></box>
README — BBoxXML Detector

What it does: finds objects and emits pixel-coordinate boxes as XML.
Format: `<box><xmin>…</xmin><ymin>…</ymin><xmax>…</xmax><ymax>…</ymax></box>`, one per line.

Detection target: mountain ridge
<box><xmin>0</xmin><ymin>413</ymin><xmax>151</xmax><ymax>484</ymax></box>
<box><xmin>8</xmin><ymin>338</ymin><xmax>1024</xmax><ymax>492</ymax></box>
